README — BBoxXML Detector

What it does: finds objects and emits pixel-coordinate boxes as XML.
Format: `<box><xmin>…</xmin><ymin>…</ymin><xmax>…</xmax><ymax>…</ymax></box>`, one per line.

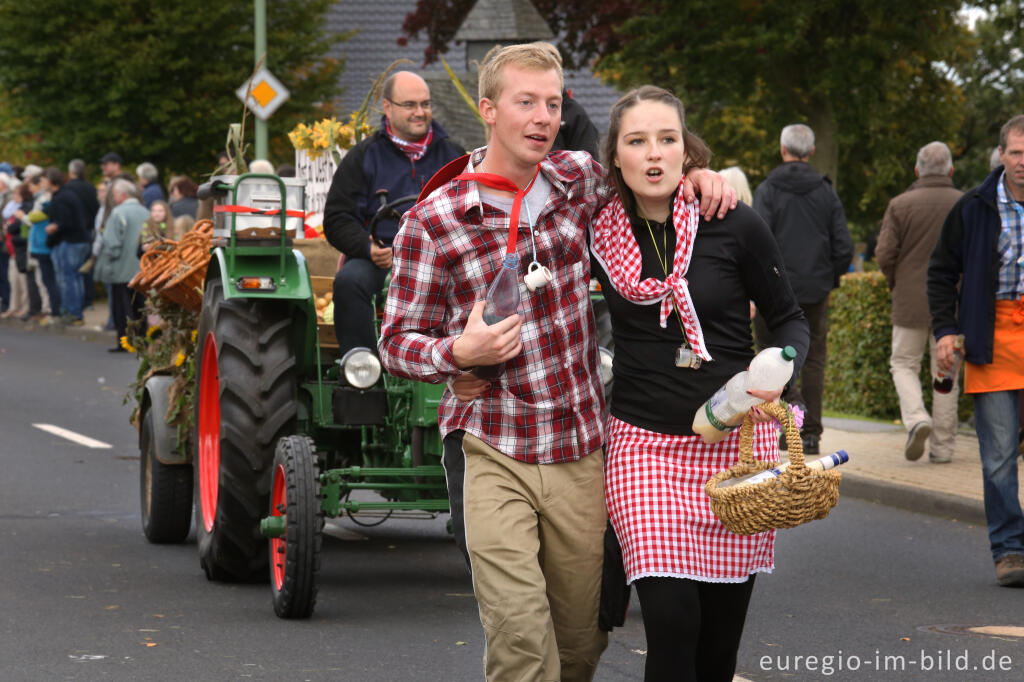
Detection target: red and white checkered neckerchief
<box><xmin>385</xmin><ymin>118</ymin><xmax>433</xmax><ymax>161</ymax></box>
<box><xmin>590</xmin><ymin>179</ymin><xmax>712</xmax><ymax>362</ymax></box>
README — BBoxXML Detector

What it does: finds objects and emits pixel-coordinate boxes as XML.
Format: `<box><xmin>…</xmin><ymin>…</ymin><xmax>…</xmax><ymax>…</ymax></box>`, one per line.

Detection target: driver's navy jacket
<box><xmin>323</xmin><ymin>118</ymin><xmax>463</xmax><ymax>261</ymax></box>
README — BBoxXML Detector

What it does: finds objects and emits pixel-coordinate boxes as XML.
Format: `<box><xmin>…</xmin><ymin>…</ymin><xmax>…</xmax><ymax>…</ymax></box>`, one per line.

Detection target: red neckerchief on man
<box><xmin>385</xmin><ymin>118</ymin><xmax>434</xmax><ymax>162</ymax></box>
<box><xmin>454</xmin><ymin>165</ymin><xmax>541</xmax><ymax>258</ymax></box>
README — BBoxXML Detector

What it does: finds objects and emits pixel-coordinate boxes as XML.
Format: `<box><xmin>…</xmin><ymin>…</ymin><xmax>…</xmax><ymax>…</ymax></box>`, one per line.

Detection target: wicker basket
<box><xmin>157</xmin><ymin>260</ymin><xmax>205</xmax><ymax>311</ymax></box>
<box><xmin>705</xmin><ymin>401</ymin><xmax>841</xmax><ymax>535</ymax></box>
<box><xmin>129</xmin><ymin>241</ymin><xmax>179</xmax><ymax>291</ymax></box>
<box><xmin>130</xmin><ymin>222</ymin><xmax>212</xmax><ymax>311</ymax></box>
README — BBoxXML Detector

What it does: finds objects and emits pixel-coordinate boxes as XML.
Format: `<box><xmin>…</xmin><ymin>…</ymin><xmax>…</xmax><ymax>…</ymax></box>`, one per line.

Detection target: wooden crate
<box><xmin>311</xmin><ymin>275</ymin><xmax>338</xmax><ymax>349</ymax></box>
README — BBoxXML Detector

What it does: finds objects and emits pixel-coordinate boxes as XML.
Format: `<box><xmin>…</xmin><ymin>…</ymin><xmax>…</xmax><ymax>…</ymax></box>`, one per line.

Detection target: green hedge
<box><xmin>823</xmin><ymin>271</ymin><xmax>972</xmax><ymax>422</ymax></box>
<box><xmin>824</xmin><ymin>272</ymin><xmax>896</xmax><ymax>418</ymax></box>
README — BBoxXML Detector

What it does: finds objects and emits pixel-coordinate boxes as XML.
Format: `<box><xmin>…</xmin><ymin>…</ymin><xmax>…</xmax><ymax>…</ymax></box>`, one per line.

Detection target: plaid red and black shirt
<box><xmin>379</xmin><ymin>148</ymin><xmax>613</xmax><ymax>464</ymax></box>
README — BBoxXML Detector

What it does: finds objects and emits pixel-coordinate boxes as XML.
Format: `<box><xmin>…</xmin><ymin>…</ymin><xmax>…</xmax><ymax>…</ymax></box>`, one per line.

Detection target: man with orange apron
<box><xmin>928</xmin><ymin>114</ymin><xmax>1024</xmax><ymax>587</ymax></box>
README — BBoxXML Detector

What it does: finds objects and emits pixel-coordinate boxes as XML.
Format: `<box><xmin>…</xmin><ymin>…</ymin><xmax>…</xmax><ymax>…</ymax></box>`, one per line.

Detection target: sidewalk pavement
<box><xmin>0</xmin><ymin>299</ymin><xmax>120</xmax><ymax>348</ymax></box>
<box><xmin>0</xmin><ymin>304</ymin><xmax>1007</xmax><ymax>526</ymax></box>
<box><xmin>818</xmin><ymin>417</ymin><xmax>996</xmax><ymax>527</ymax></box>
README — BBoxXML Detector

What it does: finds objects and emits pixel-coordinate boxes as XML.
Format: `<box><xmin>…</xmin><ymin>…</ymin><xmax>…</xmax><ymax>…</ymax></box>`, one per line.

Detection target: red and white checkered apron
<box><xmin>605</xmin><ymin>415</ymin><xmax>778</xmax><ymax>583</ymax></box>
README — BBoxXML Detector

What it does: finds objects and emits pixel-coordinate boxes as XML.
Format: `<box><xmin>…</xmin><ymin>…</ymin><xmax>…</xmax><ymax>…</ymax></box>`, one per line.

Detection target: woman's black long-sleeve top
<box><xmin>591</xmin><ymin>201</ymin><xmax>810</xmax><ymax>436</ymax></box>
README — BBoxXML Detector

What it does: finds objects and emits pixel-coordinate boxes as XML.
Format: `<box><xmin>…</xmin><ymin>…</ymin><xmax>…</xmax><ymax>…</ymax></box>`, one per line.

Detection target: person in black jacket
<box><xmin>66</xmin><ymin>159</ymin><xmax>99</xmax><ymax>308</ymax></box>
<box><xmin>552</xmin><ymin>88</ymin><xmax>599</xmax><ymax>159</ymax></box>
<box><xmin>752</xmin><ymin>124</ymin><xmax>852</xmax><ymax>454</ymax></box>
<box><xmin>323</xmin><ymin>70</ymin><xmax>463</xmax><ymax>358</ymax></box>
<box><xmin>40</xmin><ymin>167</ymin><xmax>91</xmax><ymax>325</ymax></box>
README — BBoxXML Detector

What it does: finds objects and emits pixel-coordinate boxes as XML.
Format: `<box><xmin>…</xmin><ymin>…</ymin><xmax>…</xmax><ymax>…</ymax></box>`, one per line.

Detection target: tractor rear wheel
<box><xmin>140</xmin><ymin>404</ymin><xmax>193</xmax><ymax>544</ymax></box>
<box><xmin>194</xmin><ymin>279</ymin><xmax>298</xmax><ymax>581</ymax></box>
<box><xmin>269</xmin><ymin>436</ymin><xmax>323</xmax><ymax>619</ymax></box>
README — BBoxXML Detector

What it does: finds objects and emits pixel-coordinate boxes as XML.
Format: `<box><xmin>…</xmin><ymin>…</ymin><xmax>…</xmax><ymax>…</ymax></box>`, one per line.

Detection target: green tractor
<box><xmin>139</xmin><ymin>170</ymin><xmax>614</xmax><ymax>620</ymax></box>
<box><xmin>140</xmin><ymin>172</ymin><xmax>448</xmax><ymax>618</ymax></box>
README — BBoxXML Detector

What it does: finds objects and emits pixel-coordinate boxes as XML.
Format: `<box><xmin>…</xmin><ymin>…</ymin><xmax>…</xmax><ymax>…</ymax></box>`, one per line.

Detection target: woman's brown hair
<box><xmin>601</xmin><ymin>85</ymin><xmax>711</xmax><ymax>217</ymax></box>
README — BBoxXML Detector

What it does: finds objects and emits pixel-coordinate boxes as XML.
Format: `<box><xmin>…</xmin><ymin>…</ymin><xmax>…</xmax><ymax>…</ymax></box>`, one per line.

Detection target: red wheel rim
<box><xmin>270</xmin><ymin>463</ymin><xmax>287</xmax><ymax>590</ymax></box>
<box><xmin>197</xmin><ymin>333</ymin><xmax>221</xmax><ymax>533</ymax></box>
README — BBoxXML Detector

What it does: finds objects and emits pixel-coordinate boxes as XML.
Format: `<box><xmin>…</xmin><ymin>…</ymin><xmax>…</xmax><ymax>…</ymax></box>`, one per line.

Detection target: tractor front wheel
<box><xmin>194</xmin><ymin>279</ymin><xmax>298</xmax><ymax>581</ymax></box>
<box><xmin>269</xmin><ymin>436</ymin><xmax>323</xmax><ymax>619</ymax></box>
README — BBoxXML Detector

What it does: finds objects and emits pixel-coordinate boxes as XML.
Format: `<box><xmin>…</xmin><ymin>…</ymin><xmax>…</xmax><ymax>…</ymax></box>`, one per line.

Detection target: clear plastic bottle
<box><xmin>692</xmin><ymin>345</ymin><xmax>797</xmax><ymax>444</ymax></box>
<box><xmin>473</xmin><ymin>253</ymin><xmax>521</xmax><ymax>380</ymax></box>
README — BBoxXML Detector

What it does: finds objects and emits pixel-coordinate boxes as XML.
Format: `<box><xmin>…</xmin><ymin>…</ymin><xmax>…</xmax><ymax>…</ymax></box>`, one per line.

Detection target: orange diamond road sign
<box><xmin>236</xmin><ymin>67</ymin><xmax>290</xmax><ymax>120</ymax></box>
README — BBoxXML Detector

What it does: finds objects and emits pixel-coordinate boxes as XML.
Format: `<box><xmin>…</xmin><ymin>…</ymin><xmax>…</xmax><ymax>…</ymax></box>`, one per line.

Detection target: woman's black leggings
<box><xmin>635</xmin><ymin>574</ymin><xmax>756</xmax><ymax>682</ymax></box>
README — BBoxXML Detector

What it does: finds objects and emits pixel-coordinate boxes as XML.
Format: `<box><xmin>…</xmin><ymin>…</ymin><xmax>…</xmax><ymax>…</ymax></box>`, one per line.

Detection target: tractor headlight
<box><xmin>340</xmin><ymin>348</ymin><xmax>382</xmax><ymax>389</ymax></box>
<box><xmin>598</xmin><ymin>347</ymin><xmax>614</xmax><ymax>387</ymax></box>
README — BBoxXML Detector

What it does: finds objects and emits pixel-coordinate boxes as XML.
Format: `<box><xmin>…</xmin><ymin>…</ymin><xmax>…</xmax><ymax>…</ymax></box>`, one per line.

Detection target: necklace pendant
<box><xmin>675</xmin><ymin>344</ymin><xmax>702</xmax><ymax>369</ymax></box>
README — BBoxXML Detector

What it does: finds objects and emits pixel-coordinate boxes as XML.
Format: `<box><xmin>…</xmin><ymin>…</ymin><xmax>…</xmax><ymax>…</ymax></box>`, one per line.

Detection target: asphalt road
<box><xmin>3</xmin><ymin>324</ymin><xmax>1024</xmax><ymax>682</ymax></box>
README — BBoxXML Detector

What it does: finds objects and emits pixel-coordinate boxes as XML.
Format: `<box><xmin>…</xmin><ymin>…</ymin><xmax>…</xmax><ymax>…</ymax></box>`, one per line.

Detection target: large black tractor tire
<box><xmin>194</xmin><ymin>279</ymin><xmax>298</xmax><ymax>581</ymax></box>
<box><xmin>140</xmin><ymin>404</ymin><xmax>193</xmax><ymax>544</ymax></box>
<box><xmin>269</xmin><ymin>436</ymin><xmax>323</xmax><ymax>619</ymax></box>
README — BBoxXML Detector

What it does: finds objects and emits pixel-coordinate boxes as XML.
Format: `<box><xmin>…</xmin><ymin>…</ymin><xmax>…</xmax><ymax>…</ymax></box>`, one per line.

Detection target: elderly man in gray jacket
<box><xmin>876</xmin><ymin>142</ymin><xmax>964</xmax><ymax>463</ymax></box>
<box><xmin>96</xmin><ymin>178</ymin><xmax>149</xmax><ymax>351</ymax></box>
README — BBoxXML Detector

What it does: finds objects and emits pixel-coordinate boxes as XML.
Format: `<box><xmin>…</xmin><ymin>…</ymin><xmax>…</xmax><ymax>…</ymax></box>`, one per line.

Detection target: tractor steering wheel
<box><xmin>369</xmin><ymin>190</ymin><xmax>418</xmax><ymax>248</ymax></box>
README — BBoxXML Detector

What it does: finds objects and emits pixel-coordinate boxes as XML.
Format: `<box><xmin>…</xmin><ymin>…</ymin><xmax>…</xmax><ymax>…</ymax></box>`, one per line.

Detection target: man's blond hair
<box><xmin>478</xmin><ymin>41</ymin><xmax>564</xmax><ymax>103</ymax></box>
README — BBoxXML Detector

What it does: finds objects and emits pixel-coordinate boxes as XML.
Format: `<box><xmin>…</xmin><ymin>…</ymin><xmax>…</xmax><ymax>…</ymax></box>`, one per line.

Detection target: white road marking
<box><xmin>33</xmin><ymin>424</ymin><xmax>112</xmax><ymax>449</ymax></box>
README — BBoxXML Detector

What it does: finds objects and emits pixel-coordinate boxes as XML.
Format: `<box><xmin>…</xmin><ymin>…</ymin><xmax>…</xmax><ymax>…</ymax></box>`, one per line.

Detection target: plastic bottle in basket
<box><xmin>472</xmin><ymin>253</ymin><xmax>521</xmax><ymax>381</ymax></box>
<box><xmin>718</xmin><ymin>450</ymin><xmax>849</xmax><ymax>488</ymax></box>
<box><xmin>692</xmin><ymin>346</ymin><xmax>797</xmax><ymax>444</ymax></box>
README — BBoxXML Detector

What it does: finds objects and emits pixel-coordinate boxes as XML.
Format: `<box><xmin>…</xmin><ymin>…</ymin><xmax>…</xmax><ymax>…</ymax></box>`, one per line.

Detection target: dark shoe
<box><xmin>995</xmin><ymin>554</ymin><xmax>1024</xmax><ymax>586</ymax></box>
<box><xmin>108</xmin><ymin>346</ymin><xmax>127</xmax><ymax>353</ymax></box>
<box><xmin>905</xmin><ymin>421</ymin><xmax>931</xmax><ymax>461</ymax></box>
<box><xmin>801</xmin><ymin>436</ymin><xmax>819</xmax><ymax>455</ymax></box>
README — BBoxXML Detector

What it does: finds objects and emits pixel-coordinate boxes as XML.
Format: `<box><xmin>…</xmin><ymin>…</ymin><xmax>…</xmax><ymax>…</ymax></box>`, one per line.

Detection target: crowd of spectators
<box><xmin>0</xmin><ymin>154</ymin><xmax>198</xmax><ymax>334</ymax></box>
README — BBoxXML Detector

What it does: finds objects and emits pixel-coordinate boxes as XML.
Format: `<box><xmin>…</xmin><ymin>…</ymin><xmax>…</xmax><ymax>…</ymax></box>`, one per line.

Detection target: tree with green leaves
<box><xmin>596</xmin><ymin>0</ymin><xmax>970</xmax><ymax>233</ymax></box>
<box><xmin>951</xmin><ymin>1</ymin><xmax>1024</xmax><ymax>188</ymax></box>
<box><xmin>0</xmin><ymin>0</ymin><xmax>345</xmax><ymax>179</ymax></box>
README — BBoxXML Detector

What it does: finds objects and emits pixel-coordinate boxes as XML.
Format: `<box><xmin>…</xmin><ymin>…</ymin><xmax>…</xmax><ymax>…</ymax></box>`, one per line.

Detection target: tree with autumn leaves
<box><xmin>402</xmin><ymin>0</ymin><xmax>1023</xmax><ymax>237</ymax></box>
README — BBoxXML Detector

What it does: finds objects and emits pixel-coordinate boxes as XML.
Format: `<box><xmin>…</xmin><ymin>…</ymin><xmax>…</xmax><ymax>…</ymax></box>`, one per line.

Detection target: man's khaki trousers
<box><xmin>461</xmin><ymin>433</ymin><xmax>608</xmax><ymax>682</ymax></box>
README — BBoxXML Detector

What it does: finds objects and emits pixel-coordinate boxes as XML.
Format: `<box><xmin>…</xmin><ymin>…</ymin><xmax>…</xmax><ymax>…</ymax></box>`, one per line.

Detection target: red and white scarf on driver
<box><xmin>385</xmin><ymin>118</ymin><xmax>433</xmax><ymax>162</ymax></box>
<box><xmin>589</xmin><ymin>179</ymin><xmax>712</xmax><ymax>362</ymax></box>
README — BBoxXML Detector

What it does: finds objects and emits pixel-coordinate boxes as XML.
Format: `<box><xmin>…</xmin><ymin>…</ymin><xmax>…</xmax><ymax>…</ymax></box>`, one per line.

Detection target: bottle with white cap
<box><xmin>692</xmin><ymin>346</ymin><xmax>797</xmax><ymax>444</ymax></box>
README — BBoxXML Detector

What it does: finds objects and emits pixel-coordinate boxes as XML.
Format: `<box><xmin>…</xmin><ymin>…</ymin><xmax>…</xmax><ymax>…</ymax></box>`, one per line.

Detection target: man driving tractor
<box><xmin>322</xmin><ymin>71</ymin><xmax>464</xmax><ymax>360</ymax></box>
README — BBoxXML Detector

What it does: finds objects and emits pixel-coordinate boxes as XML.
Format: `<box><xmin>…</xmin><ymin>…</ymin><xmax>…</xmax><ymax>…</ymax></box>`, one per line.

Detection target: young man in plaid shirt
<box><xmin>379</xmin><ymin>42</ymin><xmax>735</xmax><ymax>681</ymax></box>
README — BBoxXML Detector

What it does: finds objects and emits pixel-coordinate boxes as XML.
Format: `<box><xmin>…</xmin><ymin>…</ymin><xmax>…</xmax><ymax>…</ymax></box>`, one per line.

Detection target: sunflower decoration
<box><xmin>289</xmin><ymin>116</ymin><xmax>370</xmax><ymax>159</ymax></box>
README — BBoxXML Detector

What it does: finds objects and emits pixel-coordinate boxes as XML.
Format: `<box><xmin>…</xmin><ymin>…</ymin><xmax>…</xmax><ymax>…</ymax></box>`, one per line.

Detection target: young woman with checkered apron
<box><xmin>591</xmin><ymin>86</ymin><xmax>809</xmax><ymax>682</ymax></box>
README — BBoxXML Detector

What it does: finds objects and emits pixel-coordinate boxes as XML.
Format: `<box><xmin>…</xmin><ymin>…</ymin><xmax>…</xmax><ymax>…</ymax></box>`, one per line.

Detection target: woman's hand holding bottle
<box><xmin>747</xmin><ymin>388</ymin><xmax>785</xmax><ymax>423</ymax></box>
